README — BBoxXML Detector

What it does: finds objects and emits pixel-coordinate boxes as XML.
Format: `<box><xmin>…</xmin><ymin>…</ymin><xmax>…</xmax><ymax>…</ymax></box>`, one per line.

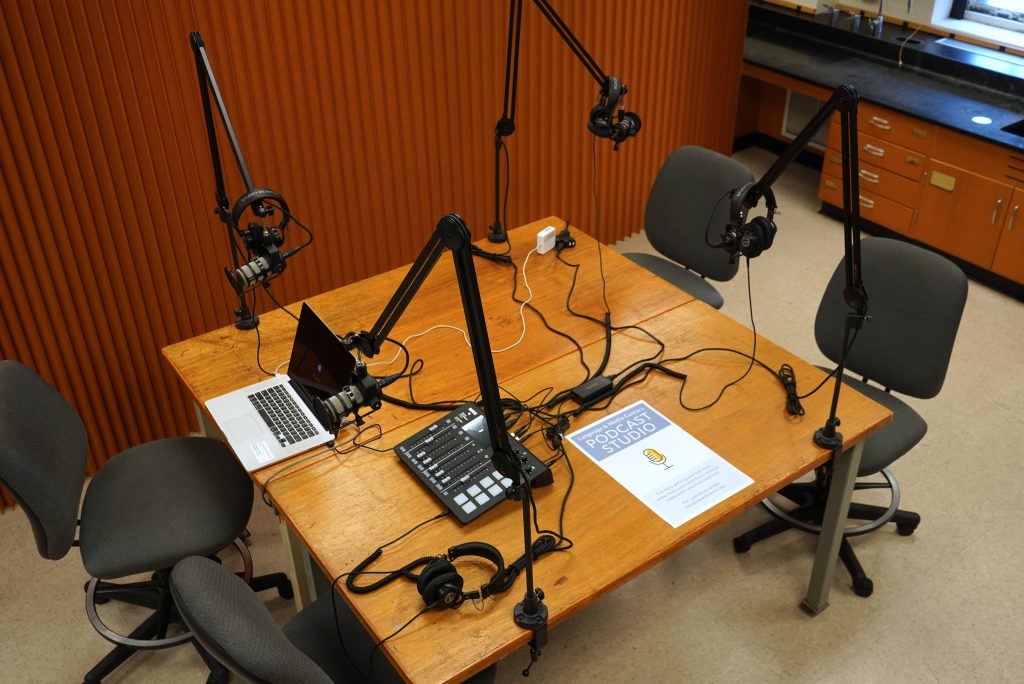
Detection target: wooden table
<box><xmin>164</xmin><ymin>218</ymin><xmax>890</xmax><ymax>683</ymax></box>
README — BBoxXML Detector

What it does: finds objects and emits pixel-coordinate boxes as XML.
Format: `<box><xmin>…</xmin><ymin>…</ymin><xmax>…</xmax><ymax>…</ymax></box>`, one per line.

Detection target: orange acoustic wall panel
<box><xmin>0</xmin><ymin>1</ymin><xmax>748</xmax><ymax>502</ymax></box>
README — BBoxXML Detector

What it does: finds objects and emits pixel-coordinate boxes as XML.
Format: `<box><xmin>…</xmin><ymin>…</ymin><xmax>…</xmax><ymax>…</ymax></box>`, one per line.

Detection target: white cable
<box><xmin>364</xmin><ymin>324</ymin><xmax>473</xmax><ymax>368</ymax></box>
<box><xmin>365</xmin><ymin>248</ymin><xmax>538</xmax><ymax>368</ymax></box>
<box><xmin>491</xmin><ymin>248</ymin><xmax>536</xmax><ymax>353</ymax></box>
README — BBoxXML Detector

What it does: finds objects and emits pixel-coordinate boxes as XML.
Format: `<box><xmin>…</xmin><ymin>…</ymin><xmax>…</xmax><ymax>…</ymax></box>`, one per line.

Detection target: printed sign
<box><xmin>567</xmin><ymin>400</ymin><xmax>753</xmax><ymax>528</ymax></box>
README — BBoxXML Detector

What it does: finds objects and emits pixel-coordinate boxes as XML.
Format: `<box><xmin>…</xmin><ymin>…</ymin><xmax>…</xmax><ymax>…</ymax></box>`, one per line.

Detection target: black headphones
<box><xmin>588</xmin><ymin>76</ymin><xmax>641</xmax><ymax>147</ymax></box>
<box><xmin>346</xmin><ymin>540</ymin><xmax>508</xmax><ymax>611</ymax></box>
<box><xmin>228</xmin><ymin>187</ymin><xmax>291</xmax><ymax>252</ymax></box>
<box><xmin>723</xmin><ymin>182</ymin><xmax>778</xmax><ymax>259</ymax></box>
<box><xmin>416</xmin><ymin>542</ymin><xmax>507</xmax><ymax>609</ymax></box>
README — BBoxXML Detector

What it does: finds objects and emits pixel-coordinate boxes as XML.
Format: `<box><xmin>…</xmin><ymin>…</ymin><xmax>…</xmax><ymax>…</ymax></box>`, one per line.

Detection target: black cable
<box><xmin>703</xmin><ymin>188</ymin><xmax>736</xmax><ymax>249</ymax></box>
<box><xmin>252</xmin><ymin>286</ymin><xmax>274</xmax><ymax>377</ymax></box>
<box><xmin>678</xmin><ymin>257</ymin><xmax>758</xmax><ymax>411</ymax></box>
<box><xmin>381</xmin><ymin>392</ymin><xmax>464</xmax><ymax>413</ymax></box>
<box><xmin>265</xmin><ymin>199</ymin><xmax>314</xmax><ymax>254</ymax></box>
<box><xmin>259</xmin><ymin>423</ymin><xmax>384</xmax><ymax>510</ymax></box>
<box><xmin>375</xmin><ymin>337</ymin><xmax>414</xmax><ymax>389</ymax></box>
<box><xmin>507</xmin><ymin>255</ymin><xmax>591</xmax><ymax>381</ymax></box>
<box><xmin>591</xmin><ymin>136</ymin><xmax>610</xmax><ymax>314</ymax></box>
<box><xmin>261</xmin><ymin>285</ymin><xmax>299</xmax><ymax>321</ymax></box>
<box><xmin>501</xmin><ymin>140</ymin><xmax>513</xmax><ymax>256</ymax></box>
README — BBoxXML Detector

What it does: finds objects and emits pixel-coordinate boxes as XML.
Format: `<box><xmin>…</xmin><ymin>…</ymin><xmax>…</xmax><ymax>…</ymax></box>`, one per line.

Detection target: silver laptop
<box><xmin>206</xmin><ymin>303</ymin><xmax>357</xmax><ymax>471</ymax></box>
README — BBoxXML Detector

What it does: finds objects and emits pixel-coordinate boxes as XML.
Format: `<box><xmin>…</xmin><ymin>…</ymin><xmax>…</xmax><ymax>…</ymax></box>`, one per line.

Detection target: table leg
<box><xmin>802</xmin><ymin>440</ymin><xmax>863</xmax><ymax>614</ymax></box>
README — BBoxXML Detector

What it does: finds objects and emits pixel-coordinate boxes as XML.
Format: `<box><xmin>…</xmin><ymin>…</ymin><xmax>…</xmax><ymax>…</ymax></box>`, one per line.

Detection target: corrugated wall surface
<box><xmin>0</xmin><ymin>0</ymin><xmax>748</xmax><ymax>503</ymax></box>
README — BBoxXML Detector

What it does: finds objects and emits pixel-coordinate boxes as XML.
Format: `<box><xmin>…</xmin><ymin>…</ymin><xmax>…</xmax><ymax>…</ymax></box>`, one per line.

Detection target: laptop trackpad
<box><xmin>225</xmin><ymin>416</ymin><xmax>275</xmax><ymax>464</ymax></box>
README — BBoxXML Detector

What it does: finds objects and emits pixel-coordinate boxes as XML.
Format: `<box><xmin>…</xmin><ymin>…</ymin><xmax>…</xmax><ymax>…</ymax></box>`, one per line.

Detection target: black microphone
<box><xmin>226</xmin><ymin>244</ymin><xmax>303</xmax><ymax>295</ymax></box>
<box><xmin>610</xmin><ymin>110</ymin><xmax>641</xmax><ymax>144</ymax></box>
<box><xmin>318</xmin><ymin>363</ymin><xmax>382</xmax><ymax>430</ymax></box>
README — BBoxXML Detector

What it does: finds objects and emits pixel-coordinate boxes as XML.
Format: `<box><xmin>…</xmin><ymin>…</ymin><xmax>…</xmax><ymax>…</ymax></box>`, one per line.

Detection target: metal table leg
<box><xmin>802</xmin><ymin>441</ymin><xmax>863</xmax><ymax>614</ymax></box>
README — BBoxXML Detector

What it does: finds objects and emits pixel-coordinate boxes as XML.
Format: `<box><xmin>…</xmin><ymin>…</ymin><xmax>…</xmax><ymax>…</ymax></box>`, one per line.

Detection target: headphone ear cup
<box><xmin>417</xmin><ymin>559</ymin><xmax>464</xmax><ymax>609</ymax></box>
<box><xmin>755</xmin><ymin>216</ymin><xmax>777</xmax><ymax>252</ymax></box>
<box><xmin>741</xmin><ymin>216</ymin><xmax>776</xmax><ymax>258</ymax></box>
<box><xmin>588</xmin><ymin>104</ymin><xmax>611</xmax><ymax>138</ymax></box>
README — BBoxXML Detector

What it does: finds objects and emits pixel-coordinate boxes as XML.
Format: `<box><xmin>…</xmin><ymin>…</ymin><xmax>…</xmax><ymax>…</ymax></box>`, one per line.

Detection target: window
<box><xmin>961</xmin><ymin>1</ymin><xmax>1024</xmax><ymax>34</ymax></box>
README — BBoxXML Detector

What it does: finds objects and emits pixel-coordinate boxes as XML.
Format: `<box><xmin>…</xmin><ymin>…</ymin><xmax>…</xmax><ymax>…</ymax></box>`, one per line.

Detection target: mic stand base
<box><xmin>234</xmin><ymin>306</ymin><xmax>259</xmax><ymax>331</ymax></box>
<box><xmin>514</xmin><ymin>596</ymin><xmax>548</xmax><ymax>629</ymax></box>
<box><xmin>813</xmin><ymin>423</ymin><xmax>843</xmax><ymax>450</ymax></box>
<box><xmin>487</xmin><ymin>226</ymin><xmax>509</xmax><ymax>243</ymax></box>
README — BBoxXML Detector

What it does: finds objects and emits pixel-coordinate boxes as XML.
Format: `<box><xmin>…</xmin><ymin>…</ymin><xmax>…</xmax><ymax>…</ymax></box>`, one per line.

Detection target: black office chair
<box><xmin>170</xmin><ymin>555</ymin><xmax>499</xmax><ymax>684</ymax></box>
<box><xmin>732</xmin><ymin>238</ymin><xmax>968</xmax><ymax>597</ymax></box>
<box><xmin>0</xmin><ymin>359</ymin><xmax>292</xmax><ymax>682</ymax></box>
<box><xmin>623</xmin><ymin>145</ymin><xmax>754</xmax><ymax>309</ymax></box>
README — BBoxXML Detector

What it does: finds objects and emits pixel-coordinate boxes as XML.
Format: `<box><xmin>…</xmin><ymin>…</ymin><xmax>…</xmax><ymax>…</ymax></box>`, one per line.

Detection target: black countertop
<box><xmin>745</xmin><ymin>4</ymin><xmax>1024</xmax><ymax>152</ymax></box>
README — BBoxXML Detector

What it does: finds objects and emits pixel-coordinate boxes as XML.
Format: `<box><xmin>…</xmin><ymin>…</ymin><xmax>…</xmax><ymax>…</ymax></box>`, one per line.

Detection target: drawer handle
<box><xmin>992</xmin><ymin>198</ymin><xmax>1003</xmax><ymax>225</ymax></box>
<box><xmin>829</xmin><ymin>154</ymin><xmax>841</xmax><ymax>165</ymax></box>
<box><xmin>864</xmin><ymin>143</ymin><xmax>885</xmax><ymax>157</ymax></box>
<box><xmin>869</xmin><ymin>116</ymin><xmax>892</xmax><ymax>131</ymax></box>
<box><xmin>859</xmin><ymin>169</ymin><xmax>880</xmax><ymax>183</ymax></box>
<box><xmin>824</xmin><ymin>178</ymin><xmax>839</xmax><ymax>190</ymax></box>
<box><xmin>859</xmin><ymin>196</ymin><xmax>876</xmax><ymax>209</ymax></box>
<box><xmin>1010</xmin><ymin>205</ymin><xmax>1019</xmax><ymax>232</ymax></box>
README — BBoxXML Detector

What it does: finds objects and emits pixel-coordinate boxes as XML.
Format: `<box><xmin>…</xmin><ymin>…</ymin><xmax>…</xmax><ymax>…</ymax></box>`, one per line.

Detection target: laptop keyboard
<box><xmin>247</xmin><ymin>385</ymin><xmax>318</xmax><ymax>447</ymax></box>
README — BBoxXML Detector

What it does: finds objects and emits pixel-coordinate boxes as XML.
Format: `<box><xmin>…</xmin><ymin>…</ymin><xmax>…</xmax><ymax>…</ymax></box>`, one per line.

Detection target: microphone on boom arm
<box><xmin>317</xmin><ymin>362</ymin><xmax>383</xmax><ymax>432</ymax></box>
<box><xmin>223</xmin><ymin>187</ymin><xmax>310</xmax><ymax>295</ymax></box>
<box><xmin>588</xmin><ymin>76</ymin><xmax>641</xmax><ymax>149</ymax></box>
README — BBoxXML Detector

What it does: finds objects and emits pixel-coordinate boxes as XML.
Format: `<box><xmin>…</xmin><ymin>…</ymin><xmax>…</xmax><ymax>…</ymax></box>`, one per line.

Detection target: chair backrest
<box><xmin>0</xmin><ymin>360</ymin><xmax>88</xmax><ymax>560</ymax></box>
<box><xmin>170</xmin><ymin>556</ymin><xmax>334</xmax><ymax>684</ymax></box>
<box><xmin>644</xmin><ymin>145</ymin><xmax>754</xmax><ymax>282</ymax></box>
<box><xmin>814</xmin><ymin>238</ymin><xmax>968</xmax><ymax>399</ymax></box>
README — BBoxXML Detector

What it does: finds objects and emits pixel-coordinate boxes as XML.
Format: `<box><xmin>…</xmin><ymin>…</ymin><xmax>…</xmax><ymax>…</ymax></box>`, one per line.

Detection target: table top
<box><xmin>163</xmin><ymin>218</ymin><xmax>891</xmax><ymax>683</ymax></box>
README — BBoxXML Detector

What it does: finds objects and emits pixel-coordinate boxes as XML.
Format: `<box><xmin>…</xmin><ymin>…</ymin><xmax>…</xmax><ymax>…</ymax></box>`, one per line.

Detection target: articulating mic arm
<box><xmin>343</xmin><ymin>214</ymin><xmax>517</xmax><ymax>480</ymax></box>
<box><xmin>489</xmin><ymin>0</ymin><xmax>640</xmax><ymax>243</ymax></box>
<box><xmin>345</xmin><ymin>214</ymin><xmax>550</xmax><ymax>642</ymax></box>
<box><xmin>723</xmin><ymin>84</ymin><xmax>867</xmax><ymax>449</ymax></box>
<box><xmin>190</xmin><ymin>32</ymin><xmax>297</xmax><ymax>329</ymax></box>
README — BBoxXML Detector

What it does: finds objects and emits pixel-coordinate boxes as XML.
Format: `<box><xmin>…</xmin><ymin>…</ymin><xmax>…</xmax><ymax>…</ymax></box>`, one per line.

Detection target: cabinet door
<box><xmin>992</xmin><ymin>187</ymin><xmax>1024</xmax><ymax>284</ymax></box>
<box><xmin>913</xmin><ymin>160</ymin><xmax>1012</xmax><ymax>268</ymax></box>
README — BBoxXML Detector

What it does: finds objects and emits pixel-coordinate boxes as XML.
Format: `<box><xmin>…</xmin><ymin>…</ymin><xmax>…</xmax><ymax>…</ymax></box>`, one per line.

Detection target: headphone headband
<box><xmin>229</xmin><ymin>187</ymin><xmax>290</xmax><ymax>231</ymax></box>
<box><xmin>447</xmin><ymin>541</ymin><xmax>506</xmax><ymax>600</ymax></box>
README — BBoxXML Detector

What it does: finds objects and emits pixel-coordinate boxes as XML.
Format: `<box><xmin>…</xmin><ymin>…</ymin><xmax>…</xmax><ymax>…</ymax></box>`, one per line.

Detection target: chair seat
<box><xmin>622</xmin><ymin>252</ymin><xmax>724</xmax><ymax>309</ymax></box>
<box><xmin>79</xmin><ymin>437</ymin><xmax>253</xmax><ymax>578</ymax></box>
<box><xmin>832</xmin><ymin>371</ymin><xmax>928</xmax><ymax>477</ymax></box>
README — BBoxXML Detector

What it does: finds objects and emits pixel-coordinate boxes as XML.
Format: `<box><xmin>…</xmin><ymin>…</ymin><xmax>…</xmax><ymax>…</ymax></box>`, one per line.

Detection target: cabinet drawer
<box><xmin>829</xmin><ymin>102</ymin><xmax>935</xmax><ymax>154</ymax></box>
<box><xmin>822</xmin><ymin>150</ymin><xmax>921</xmax><ymax>207</ymax></box>
<box><xmin>819</xmin><ymin>173</ymin><xmax>914</xmax><ymax>234</ymax></box>
<box><xmin>859</xmin><ymin>102</ymin><xmax>936</xmax><ymax>154</ymax></box>
<box><xmin>827</xmin><ymin>124</ymin><xmax>926</xmax><ymax>181</ymax></box>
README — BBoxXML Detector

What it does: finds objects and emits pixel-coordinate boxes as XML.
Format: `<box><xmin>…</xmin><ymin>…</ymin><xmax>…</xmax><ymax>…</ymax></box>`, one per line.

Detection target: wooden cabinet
<box><xmin>992</xmin><ymin>187</ymin><xmax>1024</xmax><ymax>283</ymax></box>
<box><xmin>817</xmin><ymin>103</ymin><xmax>932</xmax><ymax>239</ymax></box>
<box><xmin>914</xmin><ymin>160</ymin><xmax>1013</xmax><ymax>268</ymax></box>
<box><xmin>738</xmin><ymin>64</ymin><xmax>1024</xmax><ymax>287</ymax></box>
<box><xmin>811</xmin><ymin>98</ymin><xmax>1024</xmax><ymax>285</ymax></box>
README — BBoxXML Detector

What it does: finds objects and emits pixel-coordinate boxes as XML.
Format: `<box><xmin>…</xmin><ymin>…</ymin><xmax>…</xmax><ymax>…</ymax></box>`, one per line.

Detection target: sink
<box><xmin>934</xmin><ymin>37</ymin><xmax>1024</xmax><ymax>77</ymax></box>
<box><xmin>1001</xmin><ymin>118</ymin><xmax>1024</xmax><ymax>136</ymax></box>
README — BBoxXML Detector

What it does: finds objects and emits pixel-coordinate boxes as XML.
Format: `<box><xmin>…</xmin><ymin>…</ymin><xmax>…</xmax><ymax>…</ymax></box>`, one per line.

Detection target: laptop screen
<box><xmin>288</xmin><ymin>303</ymin><xmax>357</xmax><ymax>398</ymax></box>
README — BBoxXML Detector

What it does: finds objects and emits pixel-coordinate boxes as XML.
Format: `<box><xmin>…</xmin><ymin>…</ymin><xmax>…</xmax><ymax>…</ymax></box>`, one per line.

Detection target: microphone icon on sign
<box><xmin>643</xmin><ymin>448</ymin><xmax>673</xmax><ymax>470</ymax></box>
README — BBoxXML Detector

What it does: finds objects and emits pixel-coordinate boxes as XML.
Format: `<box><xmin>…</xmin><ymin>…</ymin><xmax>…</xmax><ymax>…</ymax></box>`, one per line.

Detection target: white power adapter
<box><xmin>536</xmin><ymin>225</ymin><xmax>557</xmax><ymax>254</ymax></box>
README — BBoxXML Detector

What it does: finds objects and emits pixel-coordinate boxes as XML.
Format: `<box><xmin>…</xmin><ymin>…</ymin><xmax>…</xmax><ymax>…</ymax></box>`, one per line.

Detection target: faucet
<box><xmin>873</xmin><ymin>0</ymin><xmax>885</xmax><ymax>38</ymax></box>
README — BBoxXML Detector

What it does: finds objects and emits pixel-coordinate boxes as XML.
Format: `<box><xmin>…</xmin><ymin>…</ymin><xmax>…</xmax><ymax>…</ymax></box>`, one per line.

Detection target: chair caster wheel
<box><xmin>733</xmin><ymin>536</ymin><xmax>751</xmax><ymax>554</ymax></box>
<box><xmin>896</xmin><ymin>521</ymin><xmax>917</xmax><ymax>536</ymax></box>
<box><xmin>852</xmin><ymin>577</ymin><xmax>874</xmax><ymax>597</ymax></box>
<box><xmin>278</xmin><ymin>580</ymin><xmax>294</xmax><ymax>600</ymax></box>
